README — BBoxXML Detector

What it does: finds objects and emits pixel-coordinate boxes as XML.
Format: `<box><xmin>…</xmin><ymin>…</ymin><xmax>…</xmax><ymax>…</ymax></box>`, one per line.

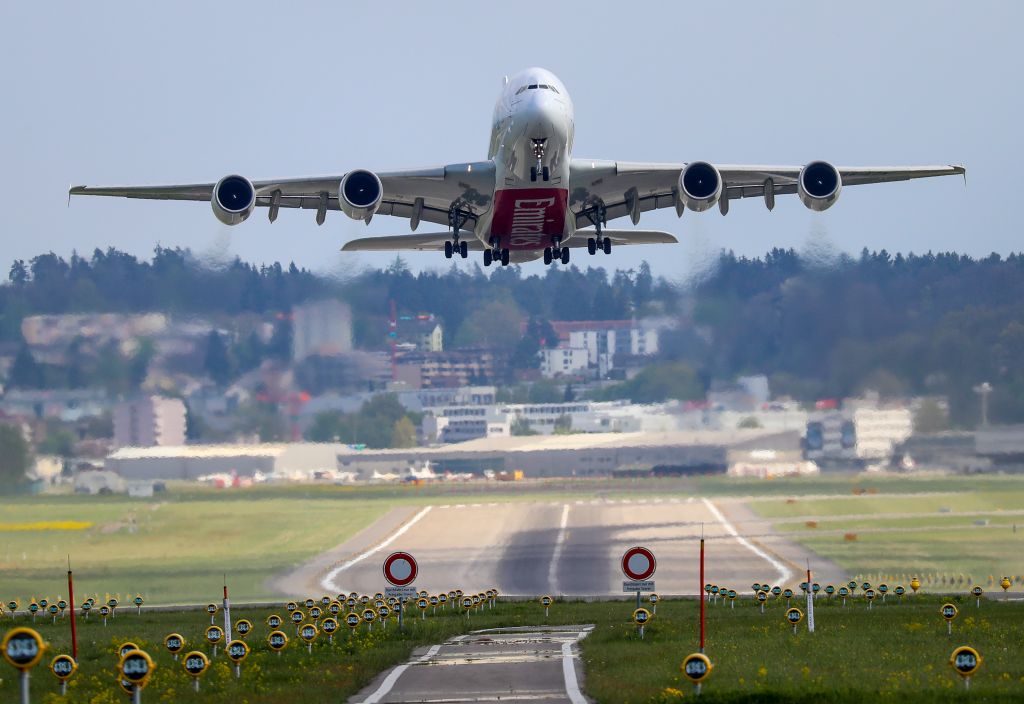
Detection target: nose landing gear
<box><xmin>530</xmin><ymin>139</ymin><xmax>550</xmax><ymax>182</ymax></box>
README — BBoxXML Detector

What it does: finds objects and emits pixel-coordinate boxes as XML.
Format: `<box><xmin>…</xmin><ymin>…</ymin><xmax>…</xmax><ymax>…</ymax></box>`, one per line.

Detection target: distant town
<box><xmin>2</xmin><ymin>247</ymin><xmax>1023</xmax><ymax>493</ymax></box>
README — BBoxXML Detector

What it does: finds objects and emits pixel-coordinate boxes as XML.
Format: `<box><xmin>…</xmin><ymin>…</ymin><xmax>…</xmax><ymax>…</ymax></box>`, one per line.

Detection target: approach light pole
<box><xmin>973</xmin><ymin>382</ymin><xmax>993</xmax><ymax>427</ymax></box>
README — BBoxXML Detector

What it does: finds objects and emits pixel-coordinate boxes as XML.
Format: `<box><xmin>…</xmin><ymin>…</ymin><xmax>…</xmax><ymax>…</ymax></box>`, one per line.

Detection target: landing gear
<box><xmin>561</xmin><ymin>247</ymin><xmax>570</xmax><ymax>265</ymax></box>
<box><xmin>444</xmin><ymin>240</ymin><xmax>453</xmax><ymax>259</ymax></box>
<box><xmin>602</xmin><ymin>237</ymin><xmax>611</xmax><ymax>255</ymax></box>
<box><xmin>543</xmin><ymin>248</ymin><xmax>553</xmax><ymax>265</ymax></box>
<box><xmin>530</xmin><ymin>139</ymin><xmax>550</xmax><ymax>182</ymax></box>
<box><xmin>581</xmin><ymin>203</ymin><xmax>611</xmax><ymax>255</ymax></box>
<box><xmin>587</xmin><ymin>238</ymin><xmax>597</xmax><ymax>256</ymax></box>
<box><xmin>446</xmin><ymin>206</ymin><xmax>472</xmax><ymax>260</ymax></box>
<box><xmin>483</xmin><ymin>249</ymin><xmax>493</xmax><ymax>267</ymax></box>
<box><xmin>500</xmin><ymin>248</ymin><xmax>510</xmax><ymax>266</ymax></box>
<box><xmin>459</xmin><ymin>240</ymin><xmax>468</xmax><ymax>258</ymax></box>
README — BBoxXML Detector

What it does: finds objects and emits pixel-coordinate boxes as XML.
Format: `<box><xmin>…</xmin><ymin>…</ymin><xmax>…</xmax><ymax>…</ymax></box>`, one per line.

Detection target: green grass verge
<box><xmin>750</xmin><ymin>489</ymin><xmax>1024</xmax><ymax>520</ymax></box>
<box><xmin>1</xmin><ymin>597</ymin><xmax>1021</xmax><ymax>703</ymax></box>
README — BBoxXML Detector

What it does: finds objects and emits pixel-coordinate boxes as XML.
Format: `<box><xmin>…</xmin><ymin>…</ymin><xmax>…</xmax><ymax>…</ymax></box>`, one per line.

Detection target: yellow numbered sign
<box><xmin>1</xmin><ymin>628</ymin><xmax>45</xmax><ymax>671</ymax></box>
<box><xmin>632</xmin><ymin>608</ymin><xmax>651</xmax><ymax>625</ymax></box>
<box><xmin>540</xmin><ymin>595</ymin><xmax>553</xmax><ymax>607</ymax></box>
<box><xmin>183</xmin><ymin>650</ymin><xmax>209</xmax><ymax>678</ymax></box>
<box><xmin>226</xmin><ymin>640</ymin><xmax>249</xmax><ymax>664</ymax></box>
<box><xmin>205</xmin><ymin>626</ymin><xmax>224</xmax><ymax>645</ymax></box>
<box><xmin>267</xmin><ymin>631</ymin><xmax>288</xmax><ymax>651</ymax></box>
<box><xmin>681</xmin><ymin>653</ymin><xmax>712</xmax><ymax>684</ymax></box>
<box><xmin>119</xmin><ymin>649</ymin><xmax>155</xmax><ymax>689</ymax></box>
<box><xmin>267</xmin><ymin>614</ymin><xmax>283</xmax><ymax>629</ymax></box>
<box><xmin>164</xmin><ymin>633</ymin><xmax>185</xmax><ymax>655</ymax></box>
<box><xmin>50</xmin><ymin>654</ymin><xmax>77</xmax><ymax>682</ymax></box>
<box><xmin>941</xmin><ymin>603</ymin><xmax>958</xmax><ymax>621</ymax></box>
<box><xmin>299</xmin><ymin>624</ymin><xmax>318</xmax><ymax>644</ymax></box>
<box><xmin>786</xmin><ymin>607</ymin><xmax>803</xmax><ymax>631</ymax></box>
<box><xmin>235</xmin><ymin>619</ymin><xmax>253</xmax><ymax>638</ymax></box>
<box><xmin>118</xmin><ymin>642</ymin><xmax>139</xmax><ymax>659</ymax></box>
<box><xmin>950</xmin><ymin>646</ymin><xmax>982</xmax><ymax>678</ymax></box>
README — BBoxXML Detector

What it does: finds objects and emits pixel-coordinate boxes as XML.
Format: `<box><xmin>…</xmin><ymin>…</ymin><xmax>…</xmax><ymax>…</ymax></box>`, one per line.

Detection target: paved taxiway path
<box><xmin>282</xmin><ymin>497</ymin><xmax>846</xmax><ymax>597</ymax></box>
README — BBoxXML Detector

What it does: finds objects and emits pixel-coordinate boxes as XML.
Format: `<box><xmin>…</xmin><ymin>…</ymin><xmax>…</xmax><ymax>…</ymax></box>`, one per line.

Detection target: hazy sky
<box><xmin>2</xmin><ymin>1</ymin><xmax>1020</xmax><ymax>281</ymax></box>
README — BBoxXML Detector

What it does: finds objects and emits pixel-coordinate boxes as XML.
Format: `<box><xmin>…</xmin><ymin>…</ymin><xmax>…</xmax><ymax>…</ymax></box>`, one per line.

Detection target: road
<box><xmin>291</xmin><ymin>497</ymin><xmax>846</xmax><ymax>598</ymax></box>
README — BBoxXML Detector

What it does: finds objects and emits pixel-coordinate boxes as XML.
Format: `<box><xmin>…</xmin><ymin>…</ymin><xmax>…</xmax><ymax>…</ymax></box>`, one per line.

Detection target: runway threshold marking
<box><xmin>701</xmin><ymin>498</ymin><xmax>792</xmax><ymax>584</ymax></box>
<box><xmin>361</xmin><ymin>643</ymin><xmax>443</xmax><ymax>704</ymax></box>
<box><xmin>319</xmin><ymin>506</ymin><xmax>434</xmax><ymax>593</ymax></box>
<box><xmin>547</xmin><ymin>504</ymin><xmax>570</xmax><ymax>595</ymax></box>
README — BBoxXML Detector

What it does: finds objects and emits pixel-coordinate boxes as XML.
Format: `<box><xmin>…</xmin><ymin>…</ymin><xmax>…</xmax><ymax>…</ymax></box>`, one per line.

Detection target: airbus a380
<box><xmin>71</xmin><ymin>67</ymin><xmax>964</xmax><ymax>267</ymax></box>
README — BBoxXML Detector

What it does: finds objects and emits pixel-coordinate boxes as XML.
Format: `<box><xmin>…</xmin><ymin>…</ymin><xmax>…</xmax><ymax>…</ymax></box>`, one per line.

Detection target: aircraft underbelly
<box><xmin>488</xmin><ymin>188</ymin><xmax>568</xmax><ymax>251</ymax></box>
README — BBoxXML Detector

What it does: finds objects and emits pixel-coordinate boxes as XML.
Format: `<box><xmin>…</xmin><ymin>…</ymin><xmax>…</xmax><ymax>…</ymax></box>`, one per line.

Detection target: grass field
<box><xmin>0</xmin><ymin>596</ymin><xmax>1021</xmax><ymax>703</ymax></box>
<box><xmin>747</xmin><ymin>477</ymin><xmax>1024</xmax><ymax>586</ymax></box>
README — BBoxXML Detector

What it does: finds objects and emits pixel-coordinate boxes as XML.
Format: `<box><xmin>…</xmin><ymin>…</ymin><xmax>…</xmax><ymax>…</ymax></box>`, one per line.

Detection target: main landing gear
<box><xmin>445</xmin><ymin>207</ymin><xmax>472</xmax><ymax>259</ymax></box>
<box><xmin>543</xmin><ymin>237</ymin><xmax>571</xmax><ymax>266</ymax></box>
<box><xmin>581</xmin><ymin>203</ymin><xmax>611</xmax><ymax>256</ymax></box>
<box><xmin>483</xmin><ymin>237</ymin><xmax>510</xmax><ymax>267</ymax></box>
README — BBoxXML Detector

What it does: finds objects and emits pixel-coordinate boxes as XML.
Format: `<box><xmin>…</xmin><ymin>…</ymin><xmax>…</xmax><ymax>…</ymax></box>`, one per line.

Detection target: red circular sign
<box><xmin>621</xmin><ymin>546</ymin><xmax>657</xmax><ymax>581</ymax></box>
<box><xmin>383</xmin><ymin>551</ymin><xmax>418</xmax><ymax>587</ymax></box>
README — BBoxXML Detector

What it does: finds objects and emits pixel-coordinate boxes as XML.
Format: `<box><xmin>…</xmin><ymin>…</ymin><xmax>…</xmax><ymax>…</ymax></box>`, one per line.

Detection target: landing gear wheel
<box><xmin>444</xmin><ymin>241</ymin><xmax>453</xmax><ymax>259</ymax></box>
<box><xmin>587</xmin><ymin>238</ymin><xmax>597</xmax><ymax>255</ymax></box>
<box><xmin>542</xmin><ymin>166</ymin><xmax>550</xmax><ymax>182</ymax></box>
<box><xmin>602</xmin><ymin>238</ymin><xmax>612</xmax><ymax>255</ymax></box>
<box><xmin>543</xmin><ymin>247</ymin><xmax>553</xmax><ymax>265</ymax></box>
<box><xmin>560</xmin><ymin>247</ymin><xmax>570</xmax><ymax>265</ymax></box>
<box><xmin>483</xmin><ymin>249</ymin><xmax>492</xmax><ymax>267</ymax></box>
<box><xmin>460</xmin><ymin>241</ymin><xmax>468</xmax><ymax>258</ymax></box>
<box><xmin>530</xmin><ymin>166</ymin><xmax>538</xmax><ymax>182</ymax></box>
<box><xmin>501</xmin><ymin>249</ymin><xmax>510</xmax><ymax>266</ymax></box>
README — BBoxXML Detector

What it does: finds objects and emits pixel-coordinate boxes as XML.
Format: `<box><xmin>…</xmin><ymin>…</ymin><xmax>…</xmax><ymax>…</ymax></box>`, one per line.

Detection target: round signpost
<box><xmin>362</xmin><ymin>608</ymin><xmax>377</xmax><ymax>631</ymax></box>
<box><xmin>622</xmin><ymin>546</ymin><xmax>656</xmax><ymax>610</ymax></box>
<box><xmin>430</xmin><ymin>595</ymin><xmax>439</xmax><ymax>614</ymax></box>
<box><xmin>99</xmin><ymin>605</ymin><xmax>110</xmax><ymax>626</ymax></box>
<box><xmin>267</xmin><ymin>630</ymin><xmax>288</xmax><ymax>656</ymax></box>
<box><xmin>299</xmin><ymin>624</ymin><xmax>318</xmax><ymax>653</ymax></box>
<box><xmin>205</xmin><ymin>625</ymin><xmax>224</xmax><ymax>658</ymax></box>
<box><xmin>48</xmin><ymin>604</ymin><xmax>58</xmax><ymax>624</ymax></box>
<box><xmin>632</xmin><ymin>607</ymin><xmax>651</xmax><ymax>639</ymax></box>
<box><xmin>206</xmin><ymin>603</ymin><xmax>218</xmax><ymax>624</ymax></box>
<box><xmin>329</xmin><ymin>601</ymin><xmax>341</xmax><ymax>617</ymax></box>
<box><xmin>226</xmin><ymin>640</ymin><xmax>249</xmax><ymax>678</ymax></box>
<box><xmin>3</xmin><ymin>627</ymin><xmax>45</xmax><ymax>704</ymax></box>
<box><xmin>378</xmin><ymin>604</ymin><xmax>391</xmax><ymax>628</ymax></box>
<box><xmin>309</xmin><ymin>606</ymin><xmax>322</xmax><ymax>622</ymax></box>
<box><xmin>540</xmin><ymin>595</ymin><xmax>553</xmax><ymax>619</ymax></box>
<box><xmin>681</xmin><ymin>652</ymin><xmax>712</xmax><ymax>695</ymax></box>
<box><xmin>291</xmin><ymin>610</ymin><xmax>305</xmax><ymax>629</ymax></box>
<box><xmin>971</xmin><ymin>586</ymin><xmax>983</xmax><ymax>608</ymax></box>
<box><xmin>322</xmin><ymin>617</ymin><xmax>339</xmax><ymax>643</ymax></box>
<box><xmin>941</xmin><ymin>603</ymin><xmax>958</xmax><ymax>635</ymax></box>
<box><xmin>649</xmin><ymin>593</ymin><xmax>660</xmax><ymax>615</ymax></box>
<box><xmin>416</xmin><ymin>598</ymin><xmax>428</xmax><ymax>621</ymax></box>
<box><xmin>771</xmin><ymin>585</ymin><xmax>782</xmax><ymax>598</ymax></box>
<box><xmin>785</xmin><ymin>607</ymin><xmax>803</xmax><ymax>634</ymax></box>
<box><xmin>304</xmin><ymin>598</ymin><xmax>315</xmax><ymax>610</ymax></box>
<box><xmin>183</xmin><ymin>651</ymin><xmax>209</xmax><ymax>692</ymax></box>
<box><xmin>894</xmin><ymin>585</ymin><xmax>906</xmax><ymax>601</ymax></box>
<box><xmin>950</xmin><ymin>645</ymin><xmax>981</xmax><ymax>690</ymax></box>
<box><xmin>6</xmin><ymin>600</ymin><xmax>17</xmax><ymax>618</ymax></box>
<box><xmin>345</xmin><ymin>612</ymin><xmax>360</xmax><ymax>632</ymax></box>
<box><xmin>751</xmin><ymin>582</ymin><xmax>761</xmax><ymax>595</ymax></box>
<box><xmin>864</xmin><ymin>589</ymin><xmax>876</xmax><ymax>608</ymax></box>
<box><xmin>132</xmin><ymin>595</ymin><xmax>144</xmax><ymax>615</ymax></box>
<box><xmin>164</xmin><ymin>633</ymin><xmax>185</xmax><ymax>661</ymax></box>
<box><xmin>320</xmin><ymin>595</ymin><xmax>331</xmax><ymax>607</ymax></box>
<box><xmin>838</xmin><ymin>586</ymin><xmax>849</xmax><ymax>606</ymax></box>
<box><xmin>438</xmin><ymin>593</ymin><xmax>448</xmax><ymax>610</ymax></box>
<box><xmin>28</xmin><ymin>602</ymin><xmax>38</xmax><ymax>623</ymax></box>
<box><xmin>825</xmin><ymin>584</ymin><xmax>836</xmax><ymax>599</ymax></box>
<box><xmin>782</xmin><ymin>588</ymin><xmax>793</xmax><ymax>606</ymax></box>
<box><xmin>286</xmin><ymin>601</ymin><xmax>298</xmax><ymax>613</ymax></box>
<box><xmin>57</xmin><ymin>599</ymin><xmax>67</xmax><ymax>618</ymax></box>
<box><xmin>267</xmin><ymin>614</ymin><xmax>283</xmax><ymax>629</ymax></box>
<box><xmin>118</xmin><ymin>642</ymin><xmax>140</xmax><ymax>659</ymax></box>
<box><xmin>727</xmin><ymin>589</ymin><xmax>737</xmax><ymax>607</ymax></box>
<box><xmin>383</xmin><ymin>551</ymin><xmax>418</xmax><ymax>587</ymax></box>
<box><xmin>461</xmin><ymin>596</ymin><xmax>473</xmax><ymax>617</ymax></box>
<box><xmin>119</xmin><ymin>649</ymin><xmax>154</xmax><ymax>704</ymax></box>
<box><xmin>878</xmin><ymin>584</ymin><xmax>888</xmax><ymax>602</ymax></box>
<box><xmin>757</xmin><ymin>590</ymin><xmax>768</xmax><ymax>614</ymax></box>
<box><xmin>50</xmin><ymin>653</ymin><xmax>77</xmax><ymax>695</ymax></box>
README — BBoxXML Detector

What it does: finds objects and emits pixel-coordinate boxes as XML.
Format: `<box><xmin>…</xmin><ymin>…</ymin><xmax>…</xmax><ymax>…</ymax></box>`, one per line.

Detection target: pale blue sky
<box><xmin>2</xmin><ymin>1</ymin><xmax>1019</xmax><ymax>281</ymax></box>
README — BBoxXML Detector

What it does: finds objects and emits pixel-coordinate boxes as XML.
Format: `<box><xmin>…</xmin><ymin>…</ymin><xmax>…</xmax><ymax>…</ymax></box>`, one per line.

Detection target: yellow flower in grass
<box><xmin>758</xmin><ymin>666</ymin><xmax>768</xmax><ymax>677</ymax></box>
<box><xmin>662</xmin><ymin>687</ymin><xmax>684</xmax><ymax>698</ymax></box>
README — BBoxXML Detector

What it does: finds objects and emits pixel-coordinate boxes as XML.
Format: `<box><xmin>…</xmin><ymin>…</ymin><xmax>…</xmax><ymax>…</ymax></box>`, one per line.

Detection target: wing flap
<box><xmin>341</xmin><ymin>232</ymin><xmax>484</xmax><ymax>252</ymax></box>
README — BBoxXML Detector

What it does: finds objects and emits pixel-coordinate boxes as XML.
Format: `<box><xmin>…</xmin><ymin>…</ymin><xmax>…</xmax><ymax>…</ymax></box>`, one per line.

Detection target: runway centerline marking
<box><xmin>319</xmin><ymin>505</ymin><xmax>433</xmax><ymax>593</ymax></box>
<box><xmin>548</xmin><ymin>504</ymin><xmax>570</xmax><ymax>595</ymax></box>
<box><xmin>702</xmin><ymin>498</ymin><xmax>792</xmax><ymax>584</ymax></box>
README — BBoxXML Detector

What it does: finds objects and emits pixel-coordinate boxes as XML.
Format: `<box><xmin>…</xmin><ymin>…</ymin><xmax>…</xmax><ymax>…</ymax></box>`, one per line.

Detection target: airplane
<box><xmin>70</xmin><ymin>67</ymin><xmax>964</xmax><ymax>267</ymax></box>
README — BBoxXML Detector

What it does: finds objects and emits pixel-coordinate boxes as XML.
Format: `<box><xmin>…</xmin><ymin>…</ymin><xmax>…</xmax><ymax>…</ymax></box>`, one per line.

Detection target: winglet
<box><xmin>68</xmin><ymin>183</ymin><xmax>72</xmax><ymax>208</ymax></box>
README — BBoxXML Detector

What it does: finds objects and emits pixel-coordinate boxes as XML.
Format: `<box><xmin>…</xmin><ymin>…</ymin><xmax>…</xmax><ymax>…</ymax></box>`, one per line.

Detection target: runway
<box><xmin>307</xmin><ymin>497</ymin><xmax>845</xmax><ymax>598</ymax></box>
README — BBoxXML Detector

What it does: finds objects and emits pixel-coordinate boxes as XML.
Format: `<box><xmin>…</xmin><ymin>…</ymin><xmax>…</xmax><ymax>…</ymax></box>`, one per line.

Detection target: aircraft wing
<box><xmin>70</xmin><ymin>162</ymin><xmax>496</xmax><ymax>230</ymax></box>
<box><xmin>342</xmin><ymin>229</ymin><xmax>676</xmax><ymax>252</ymax></box>
<box><xmin>568</xmin><ymin>160</ymin><xmax>965</xmax><ymax>226</ymax></box>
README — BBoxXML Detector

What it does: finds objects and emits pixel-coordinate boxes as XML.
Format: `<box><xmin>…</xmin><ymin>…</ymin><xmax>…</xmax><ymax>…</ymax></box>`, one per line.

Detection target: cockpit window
<box><xmin>515</xmin><ymin>86</ymin><xmax>527</xmax><ymax>95</ymax></box>
<box><xmin>528</xmin><ymin>84</ymin><xmax>538</xmax><ymax>89</ymax></box>
<box><xmin>517</xmin><ymin>83</ymin><xmax>560</xmax><ymax>95</ymax></box>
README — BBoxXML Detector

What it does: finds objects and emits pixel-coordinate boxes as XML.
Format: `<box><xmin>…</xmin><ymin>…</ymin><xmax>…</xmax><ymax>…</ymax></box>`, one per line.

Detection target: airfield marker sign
<box><xmin>383</xmin><ymin>551</ymin><xmax>417</xmax><ymax>631</ymax></box>
<box><xmin>267</xmin><ymin>614</ymin><xmax>282</xmax><ymax>629</ymax></box>
<box><xmin>235</xmin><ymin>619</ymin><xmax>253</xmax><ymax>638</ymax></box>
<box><xmin>49</xmin><ymin>653</ymin><xmax>77</xmax><ymax>695</ymax></box>
<box><xmin>322</xmin><ymin>617</ymin><xmax>338</xmax><ymax>643</ymax></box>
<box><xmin>267</xmin><ymin>630</ymin><xmax>288</xmax><ymax>656</ymax></box>
<box><xmin>950</xmin><ymin>645</ymin><xmax>982</xmax><ymax>689</ymax></box>
<box><xmin>205</xmin><ymin>625</ymin><xmax>223</xmax><ymax>658</ymax></box>
<box><xmin>2</xmin><ymin>626</ymin><xmax>45</xmax><ymax>704</ymax></box>
<box><xmin>541</xmin><ymin>595</ymin><xmax>553</xmax><ymax>619</ymax></box>
<box><xmin>972</xmin><ymin>585</ymin><xmax>983</xmax><ymax>608</ymax></box>
<box><xmin>182</xmin><ymin>651</ymin><xmax>209</xmax><ymax>692</ymax></box>
<box><xmin>786</xmin><ymin>607</ymin><xmax>803</xmax><ymax>634</ymax></box>
<box><xmin>118</xmin><ymin>648</ymin><xmax>154</xmax><ymax>704</ymax></box>
<box><xmin>299</xmin><ymin>623</ymin><xmax>318</xmax><ymax>653</ymax></box>
<box><xmin>226</xmin><ymin>639</ymin><xmax>249</xmax><ymax>678</ymax></box>
<box><xmin>941</xmin><ymin>603</ymin><xmax>958</xmax><ymax>635</ymax></box>
<box><xmin>682</xmin><ymin>652</ymin><xmax>712</xmax><ymax>695</ymax></box>
<box><xmin>164</xmin><ymin>633</ymin><xmax>185</xmax><ymax>661</ymax></box>
<box><xmin>622</xmin><ymin>546</ymin><xmax>657</xmax><ymax>610</ymax></box>
<box><xmin>632</xmin><ymin>607</ymin><xmax>651</xmax><ymax>639</ymax></box>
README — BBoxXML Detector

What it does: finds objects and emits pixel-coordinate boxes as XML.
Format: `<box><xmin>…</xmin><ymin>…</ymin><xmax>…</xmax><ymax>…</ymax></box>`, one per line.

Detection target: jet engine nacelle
<box><xmin>678</xmin><ymin>161</ymin><xmax>723</xmax><ymax>212</ymax></box>
<box><xmin>798</xmin><ymin>161</ymin><xmax>842</xmax><ymax>211</ymax></box>
<box><xmin>339</xmin><ymin>169</ymin><xmax>383</xmax><ymax>221</ymax></box>
<box><xmin>211</xmin><ymin>174</ymin><xmax>256</xmax><ymax>225</ymax></box>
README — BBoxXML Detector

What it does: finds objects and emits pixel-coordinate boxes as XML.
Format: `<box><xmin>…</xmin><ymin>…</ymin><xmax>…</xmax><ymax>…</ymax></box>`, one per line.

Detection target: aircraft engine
<box><xmin>798</xmin><ymin>161</ymin><xmax>842</xmax><ymax>211</ymax></box>
<box><xmin>678</xmin><ymin>161</ymin><xmax>722</xmax><ymax>212</ymax></box>
<box><xmin>339</xmin><ymin>169</ymin><xmax>383</xmax><ymax>220</ymax></box>
<box><xmin>211</xmin><ymin>175</ymin><xmax>256</xmax><ymax>225</ymax></box>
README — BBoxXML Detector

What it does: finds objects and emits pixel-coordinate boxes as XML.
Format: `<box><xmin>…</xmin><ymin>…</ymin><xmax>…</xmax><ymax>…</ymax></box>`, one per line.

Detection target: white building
<box><xmin>421</xmin><ymin>406</ymin><xmax>511</xmax><ymax>443</ymax></box>
<box><xmin>113</xmin><ymin>396</ymin><xmax>187</xmax><ymax>448</ymax></box>
<box><xmin>539</xmin><ymin>348</ymin><xmax>589</xmax><ymax>378</ymax></box>
<box><xmin>292</xmin><ymin>299</ymin><xmax>353</xmax><ymax>361</ymax></box>
<box><xmin>567</xmin><ymin>327</ymin><xmax>659</xmax><ymax>367</ymax></box>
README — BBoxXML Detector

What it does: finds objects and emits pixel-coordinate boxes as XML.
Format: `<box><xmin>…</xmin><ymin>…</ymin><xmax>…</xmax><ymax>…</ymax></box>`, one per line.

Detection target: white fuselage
<box><xmin>474</xmin><ymin>68</ymin><xmax>576</xmax><ymax>254</ymax></box>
